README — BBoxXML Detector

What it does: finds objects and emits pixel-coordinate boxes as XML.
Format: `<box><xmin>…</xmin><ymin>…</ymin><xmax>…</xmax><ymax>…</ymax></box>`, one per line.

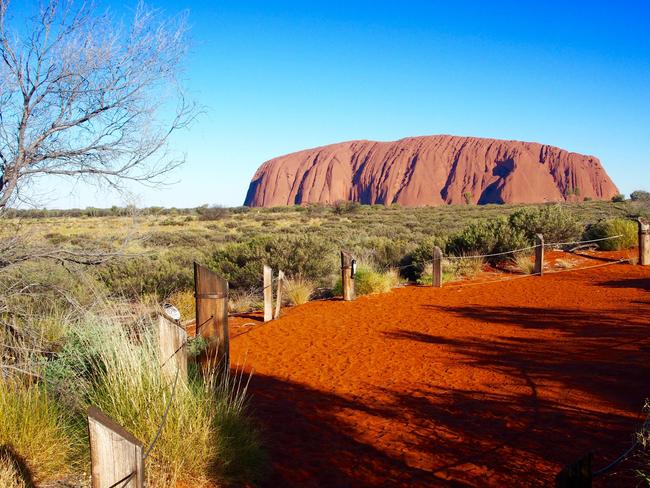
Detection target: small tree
<box><xmin>0</xmin><ymin>0</ymin><xmax>195</xmax><ymax>212</ymax></box>
<box><xmin>630</xmin><ymin>190</ymin><xmax>650</xmax><ymax>201</ymax></box>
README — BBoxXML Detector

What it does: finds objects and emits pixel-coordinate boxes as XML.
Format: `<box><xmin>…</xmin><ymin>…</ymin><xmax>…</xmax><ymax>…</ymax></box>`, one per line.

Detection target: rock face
<box><xmin>244</xmin><ymin>135</ymin><xmax>618</xmax><ymax>207</ymax></box>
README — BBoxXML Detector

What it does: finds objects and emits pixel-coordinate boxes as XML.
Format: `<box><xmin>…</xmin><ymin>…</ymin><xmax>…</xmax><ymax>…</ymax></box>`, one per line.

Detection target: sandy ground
<box><xmin>227</xmin><ymin>252</ymin><xmax>649</xmax><ymax>487</ymax></box>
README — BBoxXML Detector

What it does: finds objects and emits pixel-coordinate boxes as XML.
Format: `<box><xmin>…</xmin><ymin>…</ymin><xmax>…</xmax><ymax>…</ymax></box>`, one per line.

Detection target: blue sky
<box><xmin>28</xmin><ymin>1</ymin><xmax>650</xmax><ymax>207</ymax></box>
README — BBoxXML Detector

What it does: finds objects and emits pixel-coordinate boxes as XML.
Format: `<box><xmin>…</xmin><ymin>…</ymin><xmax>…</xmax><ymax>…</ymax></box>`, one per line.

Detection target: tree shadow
<box><xmin>0</xmin><ymin>445</ymin><xmax>36</xmax><ymax>488</ymax></box>
<box><xmin>597</xmin><ymin>278</ymin><xmax>650</xmax><ymax>292</ymax></box>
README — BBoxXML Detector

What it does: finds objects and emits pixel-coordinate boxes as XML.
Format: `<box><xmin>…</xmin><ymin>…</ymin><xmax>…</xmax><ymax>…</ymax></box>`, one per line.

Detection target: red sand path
<box><xmin>229</xmin><ymin>260</ymin><xmax>650</xmax><ymax>487</ymax></box>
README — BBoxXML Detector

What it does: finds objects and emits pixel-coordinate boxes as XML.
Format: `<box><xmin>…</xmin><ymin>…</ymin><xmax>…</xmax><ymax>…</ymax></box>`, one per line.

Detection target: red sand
<box><xmin>229</xmin><ymin>257</ymin><xmax>649</xmax><ymax>487</ymax></box>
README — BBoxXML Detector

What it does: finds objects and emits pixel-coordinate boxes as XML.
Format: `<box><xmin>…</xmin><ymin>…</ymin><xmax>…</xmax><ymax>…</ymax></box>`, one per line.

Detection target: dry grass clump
<box><xmin>554</xmin><ymin>258</ymin><xmax>576</xmax><ymax>269</ymax></box>
<box><xmin>418</xmin><ymin>256</ymin><xmax>485</xmax><ymax>284</ymax></box>
<box><xmin>284</xmin><ymin>277</ymin><xmax>315</xmax><ymax>306</ymax></box>
<box><xmin>0</xmin><ymin>457</ymin><xmax>25</xmax><ymax>488</ymax></box>
<box><xmin>45</xmin><ymin>311</ymin><xmax>266</xmax><ymax>487</ymax></box>
<box><xmin>0</xmin><ymin>380</ymin><xmax>72</xmax><ymax>484</ymax></box>
<box><xmin>167</xmin><ymin>289</ymin><xmax>195</xmax><ymax>320</ymax></box>
<box><xmin>228</xmin><ymin>290</ymin><xmax>262</xmax><ymax>314</ymax></box>
<box><xmin>511</xmin><ymin>253</ymin><xmax>536</xmax><ymax>274</ymax></box>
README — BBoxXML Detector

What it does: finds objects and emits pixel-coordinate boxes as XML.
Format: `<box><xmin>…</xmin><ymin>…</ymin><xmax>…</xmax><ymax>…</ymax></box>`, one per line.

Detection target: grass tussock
<box><xmin>42</xmin><ymin>311</ymin><xmax>267</xmax><ymax>487</ymax></box>
<box><xmin>554</xmin><ymin>258</ymin><xmax>576</xmax><ymax>269</ymax></box>
<box><xmin>0</xmin><ymin>380</ymin><xmax>72</xmax><ymax>483</ymax></box>
<box><xmin>228</xmin><ymin>290</ymin><xmax>262</xmax><ymax>314</ymax></box>
<box><xmin>511</xmin><ymin>253</ymin><xmax>536</xmax><ymax>274</ymax></box>
<box><xmin>284</xmin><ymin>277</ymin><xmax>315</xmax><ymax>306</ymax></box>
<box><xmin>418</xmin><ymin>256</ymin><xmax>486</xmax><ymax>285</ymax></box>
<box><xmin>333</xmin><ymin>263</ymin><xmax>401</xmax><ymax>296</ymax></box>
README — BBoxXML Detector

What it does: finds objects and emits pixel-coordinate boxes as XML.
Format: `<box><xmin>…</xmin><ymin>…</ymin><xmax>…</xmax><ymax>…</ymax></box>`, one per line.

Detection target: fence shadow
<box><xmin>0</xmin><ymin>445</ymin><xmax>36</xmax><ymax>488</ymax></box>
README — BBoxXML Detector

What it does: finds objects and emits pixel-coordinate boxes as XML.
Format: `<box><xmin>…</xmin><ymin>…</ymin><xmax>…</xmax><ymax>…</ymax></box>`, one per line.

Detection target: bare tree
<box><xmin>0</xmin><ymin>0</ymin><xmax>195</xmax><ymax>211</ymax></box>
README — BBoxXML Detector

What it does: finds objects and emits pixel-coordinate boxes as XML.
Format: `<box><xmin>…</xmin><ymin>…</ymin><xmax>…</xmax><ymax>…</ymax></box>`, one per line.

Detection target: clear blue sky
<box><xmin>35</xmin><ymin>1</ymin><xmax>650</xmax><ymax>208</ymax></box>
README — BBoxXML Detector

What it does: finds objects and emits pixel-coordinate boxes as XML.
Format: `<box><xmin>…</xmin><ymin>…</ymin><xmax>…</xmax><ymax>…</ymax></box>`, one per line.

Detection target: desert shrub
<box><xmin>197</xmin><ymin>205</ymin><xmax>230</xmax><ymax>221</ymax></box>
<box><xmin>0</xmin><ymin>380</ymin><xmax>72</xmax><ymax>483</ymax></box>
<box><xmin>447</xmin><ymin>217</ymin><xmax>529</xmax><ymax>260</ymax></box>
<box><xmin>96</xmin><ymin>249</ymin><xmax>203</xmax><ymax>299</ymax></box>
<box><xmin>211</xmin><ymin>235</ymin><xmax>337</xmax><ymax>290</ymax></box>
<box><xmin>401</xmin><ymin>236</ymin><xmax>447</xmax><ymax>281</ymax></box>
<box><xmin>631</xmin><ymin>190</ymin><xmax>650</xmax><ymax>201</ymax></box>
<box><xmin>583</xmin><ymin>218</ymin><xmax>637</xmax><ymax>250</ymax></box>
<box><xmin>612</xmin><ymin>194</ymin><xmax>626</xmax><ymax>202</ymax></box>
<box><xmin>360</xmin><ymin>237</ymin><xmax>416</xmax><ymax>270</ymax></box>
<box><xmin>284</xmin><ymin>277</ymin><xmax>315</xmax><ymax>306</ymax></box>
<box><xmin>508</xmin><ymin>205</ymin><xmax>582</xmax><ymax>244</ymax></box>
<box><xmin>333</xmin><ymin>200</ymin><xmax>360</xmax><ymax>215</ymax></box>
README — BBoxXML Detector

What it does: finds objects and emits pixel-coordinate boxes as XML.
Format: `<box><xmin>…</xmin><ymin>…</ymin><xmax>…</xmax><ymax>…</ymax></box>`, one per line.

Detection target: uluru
<box><xmin>244</xmin><ymin>135</ymin><xmax>619</xmax><ymax>207</ymax></box>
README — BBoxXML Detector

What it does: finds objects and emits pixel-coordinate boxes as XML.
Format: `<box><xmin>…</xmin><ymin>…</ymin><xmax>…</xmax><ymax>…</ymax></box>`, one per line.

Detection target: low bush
<box><xmin>211</xmin><ymin>235</ymin><xmax>336</xmax><ymax>290</ymax></box>
<box><xmin>584</xmin><ymin>218</ymin><xmax>637</xmax><ymax>250</ymax></box>
<box><xmin>508</xmin><ymin>205</ymin><xmax>582</xmax><ymax>244</ymax></box>
<box><xmin>284</xmin><ymin>277</ymin><xmax>315</xmax><ymax>306</ymax></box>
<box><xmin>447</xmin><ymin>217</ymin><xmax>529</xmax><ymax>260</ymax></box>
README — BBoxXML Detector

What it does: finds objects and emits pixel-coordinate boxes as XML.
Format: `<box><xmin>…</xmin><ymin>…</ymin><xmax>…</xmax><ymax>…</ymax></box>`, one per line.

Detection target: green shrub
<box><xmin>584</xmin><ymin>218</ymin><xmax>637</xmax><ymax>250</ymax></box>
<box><xmin>211</xmin><ymin>235</ymin><xmax>336</xmax><ymax>290</ymax></box>
<box><xmin>96</xmin><ymin>248</ymin><xmax>203</xmax><ymax>299</ymax></box>
<box><xmin>612</xmin><ymin>194</ymin><xmax>626</xmax><ymax>202</ymax></box>
<box><xmin>447</xmin><ymin>217</ymin><xmax>528</xmax><ymax>261</ymax></box>
<box><xmin>401</xmin><ymin>236</ymin><xmax>447</xmax><ymax>281</ymax></box>
<box><xmin>508</xmin><ymin>205</ymin><xmax>582</xmax><ymax>244</ymax></box>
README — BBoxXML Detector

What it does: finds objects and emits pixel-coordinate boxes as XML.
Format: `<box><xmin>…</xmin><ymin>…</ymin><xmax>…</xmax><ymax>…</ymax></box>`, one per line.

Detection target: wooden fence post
<box><xmin>88</xmin><ymin>406</ymin><xmax>144</xmax><ymax>488</ymax></box>
<box><xmin>555</xmin><ymin>453</ymin><xmax>592</xmax><ymax>488</ymax></box>
<box><xmin>274</xmin><ymin>270</ymin><xmax>285</xmax><ymax>319</ymax></box>
<box><xmin>534</xmin><ymin>234</ymin><xmax>545</xmax><ymax>276</ymax></box>
<box><xmin>432</xmin><ymin>246</ymin><xmax>443</xmax><ymax>288</ymax></box>
<box><xmin>639</xmin><ymin>218</ymin><xmax>650</xmax><ymax>266</ymax></box>
<box><xmin>158</xmin><ymin>316</ymin><xmax>187</xmax><ymax>383</ymax></box>
<box><xmin>263</xmin><ymin>265</ymin><xmax>273</xmax><ymax>322</ymax></box>
<box><xmin>340</xmin><ymin>251</ymin><xmax>355</xmax><ymax>301</ymax></box>
<box><xmin>194</xmin><ymin>262</ymin><xmax>229</xmax><ymax>370</ymax></box>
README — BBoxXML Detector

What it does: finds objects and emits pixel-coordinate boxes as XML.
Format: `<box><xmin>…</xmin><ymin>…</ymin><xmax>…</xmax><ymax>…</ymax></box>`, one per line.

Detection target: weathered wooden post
<box><xmin>555</xmin><ymin>453</ymin><xmax>592</xmax><ymax>488</ymax></box>
<box><xmin>274</xmin><ymin>270</ymin><xmax>285</xmax><ymax>319</ymax></box>
<box><xmin>263</xmin><ymin>265</ymin><xmax>273</xmax><ymax>322</ymax></box>
<box><xmin>158</xmin><ymin>315</ymin><xmax>188</xmax><ymax>383</ymax></box>
<box><xmin>432</xmin><ymin>246</ymin><xmax>443</xmax><ymax>288</ymax></box>
<box><xmin>638</xmin><ymin>218</ymin><xmax>650</xmax><ymax>266</ymax></box>
<box><xmin>194</xmin><ymin>262</ymin><xmax>229</xmax><ymax>369</ymax></box>
<box><xmin>88</xmin><ymin>406</ymin><xmax>144</xmax><ymax>488</ymax></box>
<box><xmin>534</xmin><ymin>234</ymin><xmax>545</xmax><ymax>276</ymax></box>
<box><xmin>340</xmin><ymin>251</ymin><xmax>355</xmax><ymax>301</ymax></box>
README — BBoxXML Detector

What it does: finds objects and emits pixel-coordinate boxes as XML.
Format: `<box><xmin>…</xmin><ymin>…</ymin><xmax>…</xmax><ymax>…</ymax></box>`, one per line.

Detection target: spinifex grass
<box><xmin>284</xmin><ymin>277</ymin><xmax>315</xmax><ymax>306</ymax></box>
<box><xmin>0</xmin><ymin>379</ymin><xmax>73</xmax><ymax>483</ymax></box>
<box><xmin>43</xmin><ymin>307</ymin><xmax>266</xmax><ymax>487</ymax></box>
